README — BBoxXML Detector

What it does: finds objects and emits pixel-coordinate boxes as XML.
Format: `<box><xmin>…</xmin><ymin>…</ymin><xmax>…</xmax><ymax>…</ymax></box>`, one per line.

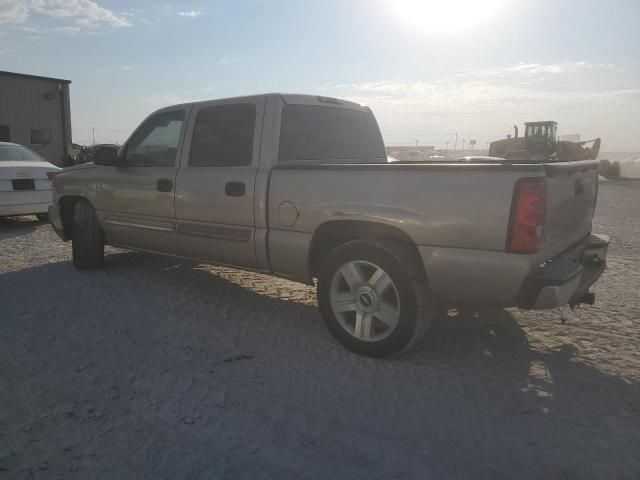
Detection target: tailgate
<box><xmin>543</xmin><ymin>160</ymin><xmax>599</xmax><ymax>253</ymax></box>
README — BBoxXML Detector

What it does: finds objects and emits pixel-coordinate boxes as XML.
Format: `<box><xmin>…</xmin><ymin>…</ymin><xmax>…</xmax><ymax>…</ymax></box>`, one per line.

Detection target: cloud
<box><xmin>0</xmin><ymin>0</ymin><xmax>30</xmax><ymax>23</ymax></box>
<box><xmin>96</xmin><ymin>65</ymin><xmax>134</xmax><ymax>73</ymax></box>
<box><xmin>51</xmin><ymin>25</ymin><xmax>81</xmax><ymax>33</ymax></box>
<box><xmin>474</xmin><ymin>61</ymin><xmax>617</xmax><ymax>78</ymax></box>
<box><xmin>0</xmin><ymin>0</ymin><xmax>131</xmax><ymax>28</ymax></box>
<box><xmin>217</xmin><ymin>57</ymin><xmax>240</xmax><ymax>66</ymax></box>
<box><xmin>0</xmin><ymin>46</ymin><xmax>19</xmax><ymax>55</ymax></box>
<box><xmin>178</xmin><ymin>10</ymin><xmax>202</xmax><ymax>18</ymax></box>
<box><xmin>506</xmin><ymin>63</ymin><xmax>566</xmax><ymax>74</ymax></box>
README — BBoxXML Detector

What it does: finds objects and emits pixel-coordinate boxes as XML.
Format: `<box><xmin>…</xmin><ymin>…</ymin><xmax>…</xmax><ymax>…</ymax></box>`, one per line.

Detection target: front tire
<box><xmin>71</xmin><ymin>200</ymin><xmax>104</xmax><ymax>269</ymax></box>
<box><xmin>317</xmin><ymin>238</ymin><xmax>433</xmax><ymax>357</ymax></box>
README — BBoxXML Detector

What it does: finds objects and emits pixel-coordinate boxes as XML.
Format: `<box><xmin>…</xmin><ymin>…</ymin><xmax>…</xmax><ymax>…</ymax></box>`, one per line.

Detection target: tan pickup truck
<box><xmin>49</xmin><ymin>94</ymin><xmax>609</xmax><ymax>357</ymax></box>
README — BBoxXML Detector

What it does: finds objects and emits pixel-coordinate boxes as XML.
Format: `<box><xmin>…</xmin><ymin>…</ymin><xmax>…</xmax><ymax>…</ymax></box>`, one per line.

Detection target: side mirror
<box><xmin>94</xmin><ymin>146</ymin><xmax>120</xmax><ymax>166</ymax></box>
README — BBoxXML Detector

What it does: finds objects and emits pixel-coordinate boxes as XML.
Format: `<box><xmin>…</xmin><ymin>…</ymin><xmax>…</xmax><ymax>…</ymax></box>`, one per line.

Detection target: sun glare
<box><xmin>388</xmin><ymin>0</ymin><xmax>507</xmax><ymax>33</ymax></box>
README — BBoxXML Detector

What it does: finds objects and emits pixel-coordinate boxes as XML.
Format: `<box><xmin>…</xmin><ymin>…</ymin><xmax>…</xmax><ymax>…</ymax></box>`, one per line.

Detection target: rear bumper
<box><xmin>48</xmin><ymin>204</ymin><xmax>68</xmax><ymax>241</ymax></box>
<box><xmin>0</xmin><ymin>202</ymin><xmax>51</xmax><ymax>217</ymax></box>
<box><xmin>519</xmin><ymin>234</ymin><xmax>609</xmax><ymax>309</ymax></box>
<box><xmin>0</xmin><ymin>190</ymin><xmax>53</xmax><ymax>217</ymax></box>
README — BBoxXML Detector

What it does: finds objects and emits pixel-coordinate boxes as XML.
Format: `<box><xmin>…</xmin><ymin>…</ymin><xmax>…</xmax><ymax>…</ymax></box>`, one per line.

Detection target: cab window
<box><xmin>188</xmin><ymin>103</ymin><xmax>256</xmax><ymax>167</ymax></box>
<box><xmin>278</xmin><ymin>105</ymin><xmax>386</xmax><ymax>163</ymax></box>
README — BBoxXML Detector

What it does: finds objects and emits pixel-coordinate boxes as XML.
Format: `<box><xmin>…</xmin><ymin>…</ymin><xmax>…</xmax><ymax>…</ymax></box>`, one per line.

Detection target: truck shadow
<box><xmin>1</xmin><ymin>250</ymin><xmax>638</xmax><ymax>477</ymax></box>
<box><xmin>0</xmin><ymin>216</ymin><xmax>38</xmax><ymax>240</ymax></box>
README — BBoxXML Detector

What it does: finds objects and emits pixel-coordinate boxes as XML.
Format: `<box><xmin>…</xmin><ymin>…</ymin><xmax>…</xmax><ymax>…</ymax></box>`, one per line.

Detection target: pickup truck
<box><xmin>49</xmin><ymin>94</ymin><xmax>609</xmax><ymax>357</ymax></box>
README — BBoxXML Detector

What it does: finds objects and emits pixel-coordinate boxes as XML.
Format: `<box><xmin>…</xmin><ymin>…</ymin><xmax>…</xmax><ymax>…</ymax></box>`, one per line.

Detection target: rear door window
<box><xmin>278</xmin><ymin>105</ymin><xmax>386</xmax><ymax>162</ymax></box>
<box><xmin>189</xmin><ymin>103</ymin><xmax>256</xmax><ymax>167</ymax></box>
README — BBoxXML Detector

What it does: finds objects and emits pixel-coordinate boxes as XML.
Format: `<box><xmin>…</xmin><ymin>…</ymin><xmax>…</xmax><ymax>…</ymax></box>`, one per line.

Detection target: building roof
<box><xmin>0</xmin><ymin>70</ymin><xmax>71</xmax><ymax>84</ymax></box>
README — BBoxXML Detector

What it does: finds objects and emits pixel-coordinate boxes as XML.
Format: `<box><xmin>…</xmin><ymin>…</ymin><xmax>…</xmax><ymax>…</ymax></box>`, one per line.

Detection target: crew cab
<box><xmin>48</xmin><ymin>94</ymin><xmax>608</xmax><ymax>357</ymax></box>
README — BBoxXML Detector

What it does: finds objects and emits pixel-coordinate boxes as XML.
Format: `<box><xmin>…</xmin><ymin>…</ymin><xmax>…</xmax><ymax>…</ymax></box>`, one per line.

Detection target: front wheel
<box><xmin>71</xmin><ymin>200</ymin><xmax>104</xmax><ymax>269</ymax></box>
<box><xmin>317</xmin><ymin>239</ymin><xmax>433</xmax><ymax>357</ymax></box>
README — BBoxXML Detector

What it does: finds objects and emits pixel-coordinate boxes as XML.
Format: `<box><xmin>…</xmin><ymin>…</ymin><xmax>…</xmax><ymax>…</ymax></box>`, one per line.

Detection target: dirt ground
<box><xmin>1</xmin><ymin>180</ymin><xmax>639</xmax><ymax>480</ymax></box>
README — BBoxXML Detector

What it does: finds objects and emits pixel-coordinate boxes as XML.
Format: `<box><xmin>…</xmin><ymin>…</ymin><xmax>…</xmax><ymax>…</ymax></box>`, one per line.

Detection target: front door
<box><xmin>174</xmin><ymin>98</ymin><xmax>264</xmax><ymax>268</ymax></box>
<box><xmin>94</xmin><ymin>108</ymin><xmax>189</xmax><ymax>254</ymax></box>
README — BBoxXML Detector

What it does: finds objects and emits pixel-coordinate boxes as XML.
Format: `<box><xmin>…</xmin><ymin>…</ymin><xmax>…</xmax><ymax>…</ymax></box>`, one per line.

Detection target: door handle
<box><xmin>156</xmin><ymin>178</ymin><xmax>173</xmax><ymax>192</ymax></box>
<box><xmin>225</xmin><ymin>181</ymin><xmax>245</xmax><ymax>197</ymax></box>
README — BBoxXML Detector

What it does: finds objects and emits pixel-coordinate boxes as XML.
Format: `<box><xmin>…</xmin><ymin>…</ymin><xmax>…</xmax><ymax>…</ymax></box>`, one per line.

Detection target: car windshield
<box><xmin>0</xmin><ymin>144</ymin><xmax>45</xmax><ymax>162</ymax></box>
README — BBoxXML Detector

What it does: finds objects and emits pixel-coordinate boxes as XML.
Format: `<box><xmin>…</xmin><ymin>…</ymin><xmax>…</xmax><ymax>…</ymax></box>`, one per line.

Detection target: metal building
<box><xmin>0</xmin><ymin>71</ymin><xmax>72</xmax><ymax>166</ymax></box>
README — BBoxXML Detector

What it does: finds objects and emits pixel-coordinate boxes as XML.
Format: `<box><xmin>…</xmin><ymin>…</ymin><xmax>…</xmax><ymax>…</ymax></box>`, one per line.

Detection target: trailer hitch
<box><xmin>570</xmin><ymin>291</ymin><xmax>595</xmax><ymax>309</ymax></box>
<box><xmin>560</xmin><ymin>292</ymin><xmax>596</xmax><ymax>324</ymax></box>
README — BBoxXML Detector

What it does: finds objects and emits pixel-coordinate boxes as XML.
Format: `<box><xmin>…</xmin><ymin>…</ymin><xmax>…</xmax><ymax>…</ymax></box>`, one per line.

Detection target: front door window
<box><xmin>126</xmin><ymin>111</ymin><xmax>185</xmax><ymax>167</ymax></box>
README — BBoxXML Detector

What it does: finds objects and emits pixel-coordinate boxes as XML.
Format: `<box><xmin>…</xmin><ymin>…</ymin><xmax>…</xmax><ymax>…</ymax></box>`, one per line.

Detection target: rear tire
<box><xmin>317</xmin><ymin>238</ymin><xmax>433</xmax><ymax>357</ymax></box>
<box><xmin>71</xmin><ymin>200</ymin><xmax>104</xmax><ymax>269</ymax></box>
<box><xmin>36</xmin><ymin>213</ymin><xmax>48</xmax><ymax>222</ymax></box>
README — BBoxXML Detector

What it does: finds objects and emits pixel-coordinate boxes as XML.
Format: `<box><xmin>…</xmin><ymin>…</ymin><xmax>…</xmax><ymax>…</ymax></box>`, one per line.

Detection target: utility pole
<box><xmin>454</xmin><ymin>133</ymin><xmax>458</xmax><ymax>151</ymax></box>
<box><xmin>445</xmin><ymin>141</ymin><xmax>449</xmax><ymax>152</ymax></box>
<box><xmin>92</xmin><ymin>128</ymin><xmax>95</xmax><ymax>145</ymax></box>
<box><xmin>415</xmin><ymin>139</ymin><xmax>419</xmax><ymax>148</ymax></box>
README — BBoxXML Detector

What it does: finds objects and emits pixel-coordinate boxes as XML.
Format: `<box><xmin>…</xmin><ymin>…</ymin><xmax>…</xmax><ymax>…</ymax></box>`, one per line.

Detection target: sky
<box><xmin>1</xmin><ymin>0</ymin><xmax>639</xmax><ymax>151</ymax></box>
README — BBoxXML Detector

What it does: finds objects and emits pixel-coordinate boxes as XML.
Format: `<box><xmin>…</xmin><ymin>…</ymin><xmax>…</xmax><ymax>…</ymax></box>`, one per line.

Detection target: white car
<box><xmin>619</xmin><ymin>156</ymin><xmax>640</xmax><ymax>179</ymax></box>
<box><xmin>0</xmin><ymin>142</ymin><xmax>61</xmax><ymax>220</ymax></box>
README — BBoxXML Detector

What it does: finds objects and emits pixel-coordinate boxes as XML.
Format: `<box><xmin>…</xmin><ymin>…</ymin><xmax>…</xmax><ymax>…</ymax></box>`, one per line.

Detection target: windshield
<box><xmin>0</xmin><ymin>144</ymin><xmax>46</xmax><ymax>162</ymax></box>
<box><xmin>526</xmin><ymin>123</ymin><xmax>557</xmax><ymax>141</ymax></box>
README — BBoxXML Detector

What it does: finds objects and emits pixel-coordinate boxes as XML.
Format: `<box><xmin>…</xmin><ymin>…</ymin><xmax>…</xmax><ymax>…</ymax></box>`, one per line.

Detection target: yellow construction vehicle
<box><xmin>489</xmin><ymin>121</ymin><xmax>601</xmax><ymax>162</ymax></box>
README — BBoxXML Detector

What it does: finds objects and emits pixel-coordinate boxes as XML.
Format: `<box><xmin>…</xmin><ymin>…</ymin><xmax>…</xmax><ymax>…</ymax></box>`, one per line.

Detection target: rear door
<box><xmin>543</xmin><ymin>160</ymin><xmax>599</xmax><ymax>254</ymax></box>
<box><xmin>94</xmin><ymin>108</ymin><xmax>188</xmax><ymax>254</ymax></box>
<box><xmin>174</xmin><ymin>97</ymin><xmax>265</xmax><ymax>267</ymax></box>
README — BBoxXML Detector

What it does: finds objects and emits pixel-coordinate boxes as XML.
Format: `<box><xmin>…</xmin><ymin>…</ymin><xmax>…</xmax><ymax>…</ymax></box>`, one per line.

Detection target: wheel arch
<box><xmin>308</xmin><ymin>220</ymin><xmax>424</xmax><ymax>280</ymax></box>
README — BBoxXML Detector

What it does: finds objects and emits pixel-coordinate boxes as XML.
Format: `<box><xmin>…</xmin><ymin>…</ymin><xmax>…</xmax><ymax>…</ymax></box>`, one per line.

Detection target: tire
<box><xmin>317</xmin><ymin>238</ymin><xmax>433</xmax><ymax>357</ymax></box>
<box><xmin>35</xmin><ymin>213</ymin><xmax>48</xmax><ymax>222</ymax></box>
<box><xmin>71</xmin><ymin>200</ymin><xmax>104</xmax><ymax>269</ymax></box>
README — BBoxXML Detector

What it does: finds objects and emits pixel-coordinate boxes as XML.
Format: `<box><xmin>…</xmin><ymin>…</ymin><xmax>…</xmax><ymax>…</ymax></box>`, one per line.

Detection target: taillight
<box><xmin>507</xmin><ymin>178</ymin><xmax>546</xmax><ymax>253</ymax></box>
<box><xmin>47</xmin><ymin>171</ymin><xmax>58</xmax><ymax>181</ymax></box>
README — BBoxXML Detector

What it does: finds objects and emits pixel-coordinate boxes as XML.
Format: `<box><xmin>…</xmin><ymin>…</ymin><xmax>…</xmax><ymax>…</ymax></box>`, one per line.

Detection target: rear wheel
<box><xmin>71</xmin><ymin>200</ymin><xmax>104</xmax><ymax>269</ymax></box>
<box><xmin>317</xmin><ymin>238</ymin><xmax>433</xmax><ymax>357</ymax></box>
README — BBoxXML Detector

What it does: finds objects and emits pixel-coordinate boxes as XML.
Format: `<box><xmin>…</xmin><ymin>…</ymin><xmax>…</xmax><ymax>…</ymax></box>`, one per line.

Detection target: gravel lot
<box><xmin>1</xmin><ymin>180</ymin><xmax>639</xmax><ymax>480</ymax></box>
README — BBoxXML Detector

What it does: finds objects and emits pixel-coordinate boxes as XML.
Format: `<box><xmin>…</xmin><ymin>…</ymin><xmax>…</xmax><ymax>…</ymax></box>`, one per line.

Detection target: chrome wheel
<box><xmin>329</xmin><ymin>260</ymin><xmax>401</xmax><ymax>342</ymax></box>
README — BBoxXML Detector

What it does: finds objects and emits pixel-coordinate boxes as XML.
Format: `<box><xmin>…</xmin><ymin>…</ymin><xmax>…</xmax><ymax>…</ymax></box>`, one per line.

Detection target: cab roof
<box><xmin>162</xmin><ymin>93</ymin><xmax>368</xmax><ymax>113</ymax></box>
<box><xmin>525</xmin><ymin>121</ymin><xmax>557</xmax><ymax>126</ymax></box>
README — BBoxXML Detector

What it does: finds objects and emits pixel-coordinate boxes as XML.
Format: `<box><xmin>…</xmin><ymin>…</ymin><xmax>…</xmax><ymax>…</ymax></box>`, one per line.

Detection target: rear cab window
<box><xmin>278</xmin><ymin>104</ymin><xmax>386</xmax><ymax>163</ymax></box>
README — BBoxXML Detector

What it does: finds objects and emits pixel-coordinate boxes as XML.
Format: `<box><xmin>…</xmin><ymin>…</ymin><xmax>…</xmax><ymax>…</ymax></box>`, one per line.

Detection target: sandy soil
<box><xmin>1</xmin><ymin>180</ymin><xmax>639</xmax><ymax>479</ymax></box>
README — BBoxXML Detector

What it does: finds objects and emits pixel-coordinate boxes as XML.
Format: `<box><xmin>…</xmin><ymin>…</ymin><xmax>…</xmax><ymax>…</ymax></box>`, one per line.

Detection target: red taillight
<box><xmin>47</xmin><ymin>171</ymin><xmax>58</xmax><ymax>181</ymax></box>
<box><xmin>507</xmin><ymin>178</ymin><xmax>546</xmax><ymax>253</ymax></box>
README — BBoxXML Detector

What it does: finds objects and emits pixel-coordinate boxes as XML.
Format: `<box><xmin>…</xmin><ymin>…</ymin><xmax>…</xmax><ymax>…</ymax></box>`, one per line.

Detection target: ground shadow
<box><xmin>0</xmin><ymin>216</ymin><xmax>39</xmax><ymax>241</ymax></box>
<box><xmin>1</xmin><ymin>251</ymin><xmax>638</xmax><ymax>479</ymax></box>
